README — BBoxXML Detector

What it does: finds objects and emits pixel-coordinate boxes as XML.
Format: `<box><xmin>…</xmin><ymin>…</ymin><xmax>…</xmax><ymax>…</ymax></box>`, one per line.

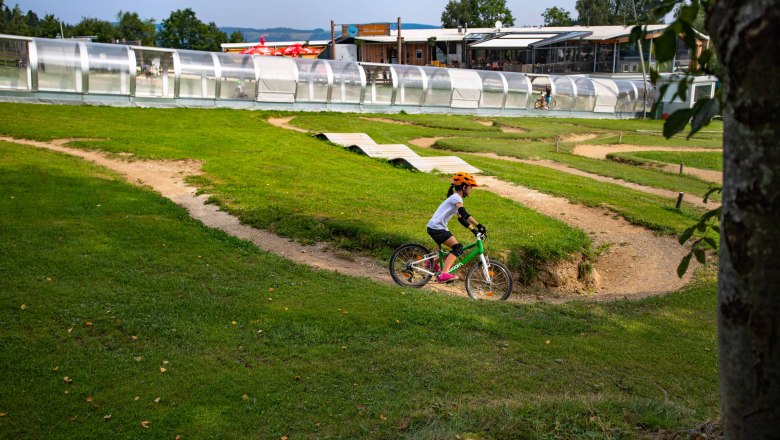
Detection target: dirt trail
<box><xmin>409</xmin><ymin>137</ymin><xmax>444</xmax><ymax>148</ymax></box>
<box><xmin>478</xmin><ymin>176</ymin><xmax>693</xmax><ymax>297</ymax></box>
<box><xmin>359</xmin><ymin>117</ymin><xmax>414</xmax><ymax>125</ymax></box>
<box><xmin>267</xmin><ymin>116</ymin><xmax>309</xmax><ymax>133</ymax></box>
<box><xmin>471</xmin><ymin>153</ymin><xmax>714</xmax><ymax>208</ymax></box>
<box><xmin>574</xmin><ymin>144</ymin><xmax>722</xmax><ymax>184</ymax></box>
<box><xmin>265</xmin><ymin>120</ymin><xmax>696</xmax><ymax>298</ymax></box>
<box><xmin>4</xmin><ymin>136</ymin><xmax>468</xmax><ymax>298</ymax></box>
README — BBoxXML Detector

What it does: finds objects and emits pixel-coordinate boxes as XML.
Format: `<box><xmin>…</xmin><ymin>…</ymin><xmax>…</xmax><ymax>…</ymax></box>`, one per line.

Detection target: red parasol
<box><xmin>300</xmin><ymin>46</ymin><xmax>322</xmax><ymax>56</ymax></box>
<box><xmin>282</xmin><ymin>43</ymin><xmax>303</xmax><ymax>57</ymax></box>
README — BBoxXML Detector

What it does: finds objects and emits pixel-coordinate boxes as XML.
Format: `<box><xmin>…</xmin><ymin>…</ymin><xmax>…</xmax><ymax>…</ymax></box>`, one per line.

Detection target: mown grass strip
<box><xmin>609</xmin><ymin>150</ymin><xmax>723</xmax><ymax>171</ymax></box>
<box><xmin>435</xmin><ymin>137</ymin><xmax>720</xmax><ymax>205</ymax></box>
<box><xmin>461</xmin><ymin>153</ymin><xmax>706</xmax><ymax>234</ymax></box>
<box><xmin>0</xmin><ymin>140</ymin><xmax>719</xmax><ymax>439</ymax></box>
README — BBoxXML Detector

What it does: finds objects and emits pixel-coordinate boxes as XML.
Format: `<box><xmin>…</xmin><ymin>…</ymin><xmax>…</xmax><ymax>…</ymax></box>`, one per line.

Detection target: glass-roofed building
<box><xmin>0</xmin><ymin>29</ymin><xmax>716</xmax><ymax>119</ymax></box>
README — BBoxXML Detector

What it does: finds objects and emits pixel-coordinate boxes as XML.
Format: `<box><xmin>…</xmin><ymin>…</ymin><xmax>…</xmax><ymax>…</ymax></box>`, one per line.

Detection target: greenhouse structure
<box><xmin>0</xmin><ymin>34</ymin><xmax>713</xmax><ymax>118</ymax></box>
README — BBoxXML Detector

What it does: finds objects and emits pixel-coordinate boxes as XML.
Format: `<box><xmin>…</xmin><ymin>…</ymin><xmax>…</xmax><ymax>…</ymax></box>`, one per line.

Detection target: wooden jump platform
<box><xmin>315</xmin><ymin>132</ymin><xmax>481</xmax><ymax>175</ymax></box>
<box><xmin>315</xmin><ymin>133</ymin><xmax>376</xmax><ymax>146</ymax></box>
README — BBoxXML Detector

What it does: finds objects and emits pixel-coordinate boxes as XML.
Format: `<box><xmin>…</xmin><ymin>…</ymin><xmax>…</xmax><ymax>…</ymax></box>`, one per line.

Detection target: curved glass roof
<box><xmin>0</xmin><ymin>34</ymin><xmax>675</xmax><ymax>118</ymax></box>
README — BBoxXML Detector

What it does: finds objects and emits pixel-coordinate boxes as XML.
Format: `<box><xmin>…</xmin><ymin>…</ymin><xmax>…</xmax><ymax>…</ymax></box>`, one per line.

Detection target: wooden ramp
<box><xmin>315</xmin><ymin>132</ymin><xmax>481</xmax><ymax>175</ymax></box>
<box><xmin>347</xmin><ymin>144</ymin><xmax>417</xmax><ymax>159</ymax></box>
<box><xmin>390</xmin><ymin>156</ymin><xmax>482</xmax><ymax>174</ymax></box>
<box><xmin>315</xmin><ymin>133</ymin><xmax>376</xmax><ymax>146</ymax></box>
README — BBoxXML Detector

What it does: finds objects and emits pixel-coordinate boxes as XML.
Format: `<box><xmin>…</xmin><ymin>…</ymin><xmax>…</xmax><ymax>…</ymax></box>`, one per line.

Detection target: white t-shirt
<box><xmin>427</xmin><ymin>193</ymin><xmax>463</xmax><ymax>231</ymax></box>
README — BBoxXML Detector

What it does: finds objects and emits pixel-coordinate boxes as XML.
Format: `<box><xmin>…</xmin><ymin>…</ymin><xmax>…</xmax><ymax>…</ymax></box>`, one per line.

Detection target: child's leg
<box><xmin>440</xmin><ymin>236</ymin><xmax>460</xmax><ymax>273</ymax></box>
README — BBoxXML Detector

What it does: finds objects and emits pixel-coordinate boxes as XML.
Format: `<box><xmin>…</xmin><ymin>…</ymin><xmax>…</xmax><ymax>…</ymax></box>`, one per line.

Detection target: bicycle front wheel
<box><xmin>466</xmin><ymin>260</ymin><xmax>513</xmax><ymax>300</ymax></box>
<box><xmin>389</xmin><ymin>243</ymin><xmax>433</xmax><ymax>288</ymax></box>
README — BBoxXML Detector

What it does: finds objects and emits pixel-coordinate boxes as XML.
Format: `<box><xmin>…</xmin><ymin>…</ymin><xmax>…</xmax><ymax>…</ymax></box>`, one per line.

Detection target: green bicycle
<box><xmin>389</xmin><ymin>232</ymin><xmax>514</xmax><ymax>300</ymax></box>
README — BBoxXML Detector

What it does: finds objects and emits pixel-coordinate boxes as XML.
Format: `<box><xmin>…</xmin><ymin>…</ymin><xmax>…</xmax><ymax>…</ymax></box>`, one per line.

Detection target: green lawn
<box><xmin>434</xmin><ymin>136</ymin><xmax>720</xmax><ymax>203</ymax></box>
<box><xmin>0</xmin><ymin>140</ymin><xmax>720</xmax><ymax>439</ymax></box>
<box><xmin>0</xmin><ymin>103</ymin><xmax>723</xmax><ymax>273</ymax></box>
<box><xmin>0</xmin><ymin>104</ymin><xmax>588</xmax><ymax>274</ymax></box>
<box><xmin>609</xmin><ymin>150</ymin><xmax>724</xmax><ymax>171</ymax></box>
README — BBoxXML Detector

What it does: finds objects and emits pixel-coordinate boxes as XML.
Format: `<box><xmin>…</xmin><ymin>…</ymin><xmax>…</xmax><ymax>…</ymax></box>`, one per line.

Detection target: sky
<box><xmin>13</xmin><ymin>0</ymin><xmax>580</xmax><ymax>29</ymax></box>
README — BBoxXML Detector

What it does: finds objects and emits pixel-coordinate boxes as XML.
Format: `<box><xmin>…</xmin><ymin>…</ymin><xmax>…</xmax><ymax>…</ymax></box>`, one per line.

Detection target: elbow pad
<box><xmin>457</xmin><ymin>206</ymin><xmax>471</xmax><ymax>228</ymax></box>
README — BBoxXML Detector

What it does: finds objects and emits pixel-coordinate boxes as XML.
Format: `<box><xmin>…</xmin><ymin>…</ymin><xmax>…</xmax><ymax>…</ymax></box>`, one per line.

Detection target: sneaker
<box><xmin>436</xmin><ymin>273</ymin><xmax>459</xmax><ymax>283</ymax></box>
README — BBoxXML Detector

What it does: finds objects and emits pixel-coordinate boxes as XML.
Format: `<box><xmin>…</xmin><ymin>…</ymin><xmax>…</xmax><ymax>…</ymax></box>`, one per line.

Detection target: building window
<box><xmin>416</xmin><ymin>50</ymin><xmax>422</xmax><ymax>60</ymax></box>
<box><xmin>693</xmin><ymin>84</ymin><xmax>712</xmax><ymax>103</ymax></box>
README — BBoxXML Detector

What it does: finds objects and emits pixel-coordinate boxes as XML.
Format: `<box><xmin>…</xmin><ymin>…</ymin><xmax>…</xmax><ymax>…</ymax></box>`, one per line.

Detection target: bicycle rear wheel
<box><xmin>466</xmin><ymin>260</ymin><xmax>513</xmax><ymax>300</ymax></box>
<box><xmin>389</xmin><ymin>243</ymin><xmax>433</xmax><ymax>288</ymax></box>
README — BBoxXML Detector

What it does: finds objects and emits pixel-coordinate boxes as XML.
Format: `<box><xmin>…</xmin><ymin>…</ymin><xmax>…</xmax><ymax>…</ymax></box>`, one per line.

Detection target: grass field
<box><xmin>0</xmin><ymin>139</ymin><xmax>720</xmax><ymax>438</ymax></box>
<box><xmin>608</xmin><ymin>150</ymin><xmax>724</xmax><ymax>171</ymax></box>
<box><xmin>0</xmin><ymin>104</ymin><xmax>589</xmax><ymax>274</ymax></box>
<box><xmin>0</xmin><ymin>103</ymin><xmax>724</xmax><ymax>274</ymax></box>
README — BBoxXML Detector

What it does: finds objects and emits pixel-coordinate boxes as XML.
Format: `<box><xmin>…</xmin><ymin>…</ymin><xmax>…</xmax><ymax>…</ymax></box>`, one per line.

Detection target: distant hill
<box><xmin>221</xmin><ymin>23</ymin><xmax>439</xmax><ymax>43</ymax></box>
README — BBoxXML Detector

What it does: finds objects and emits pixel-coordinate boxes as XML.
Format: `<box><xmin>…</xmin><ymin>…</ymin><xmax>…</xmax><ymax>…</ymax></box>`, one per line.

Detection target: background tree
<box><xmin>35</xmin><ymin>14</ymin><xmax>62</xmax><ymax>38</ymax></box>
<box><xmin>542</xmin><ymin>6</ymin><xmax>574</xmax><ymax>26</ymax></box>
<box><xmin>71</xmin><ymin>17</ymin><xmax>117</xmax><ymax>42</ymax></box>
<box><xmin>441</xmin><ymin>0</ymin><xmax>514</xmax><ymax>28</ymax></box>
<box><xmin>478</xmin><ymin>0</ymin><xmax>515</xmax><ymax>27</ymax></box>
<box><xmin>576</xmin><ymin>0</ymin><xmax>661</xmax><ymax>25</ymax></box>
<box><xmin>157</xmin><ymin>8</ymin><xmax>226</xmax><ymax>51</ymax></box>
<box><xmin>575</xmin><ymin>0</ymin><xmax>612</xmax><ymax>25</ymax></box>
<box><xmin>200</xmin><ymin>21</ymin><xmax>228</xmax><ymax>51</ymax></box>
<box><xmin>228</xmin><ymin>30</ymin><xmax>245</xmax><ymax>43</ymax></box>
<box><xmin>24</xmin><ymin>9</ymin><xmax>38</xmax><ymax>33</ymax></box>
<box><xmin>0</xmin><ymin>1</ymin><xmax>8</xmax><ymax>33</ymax></box>
<box><xmin>117</xmin><ymin>11</ymin><xmax>156</xmax><ymax>46</ymax></box>
<box><xmin>3</xmin><ymin>4</ymin><xmax>29</xmax><ymax>36</ymax></box>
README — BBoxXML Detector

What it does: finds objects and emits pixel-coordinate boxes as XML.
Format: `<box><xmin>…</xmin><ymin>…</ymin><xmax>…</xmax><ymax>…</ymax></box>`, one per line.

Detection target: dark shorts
<box><xmin>427</xmin><ymin>227</ymin><xmax>453</xmax><ymax>246</ymax></box>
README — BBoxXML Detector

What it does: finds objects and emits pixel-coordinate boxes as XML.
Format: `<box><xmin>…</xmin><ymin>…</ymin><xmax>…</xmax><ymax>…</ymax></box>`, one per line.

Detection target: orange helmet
<box><xmin>452</xmin><ymin>171</ymin><xmax>478</xmax><ymax>187</ymax></box>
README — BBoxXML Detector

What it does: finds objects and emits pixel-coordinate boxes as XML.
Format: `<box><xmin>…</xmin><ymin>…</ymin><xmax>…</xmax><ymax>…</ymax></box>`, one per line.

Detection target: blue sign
<box><xmin>347</xmin><ymin>24</ymin><xmax>358</xmax><ymax>38</ymax></box>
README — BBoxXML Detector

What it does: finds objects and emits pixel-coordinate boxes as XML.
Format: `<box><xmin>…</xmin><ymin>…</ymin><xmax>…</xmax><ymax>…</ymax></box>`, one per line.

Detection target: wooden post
<box><xmin>679</xmin><ymin>161</ymin><xmax>684</xmax><ymax>174</ymax></box>
<box><xmin>618</xmin><ymin>131</ymin><xmax>623</xmax><ymax>143</ymax></box>
<box><xmin>556</xmin><ymin>135</ymin><xmax>561</xmax><ymax>153</ymax></box>
<box><xmin>397</xmin><ymin>17</ymin><xmax>402</xmax><ymax>64</ymax></box>
<box><xmin>330</xmin><ymin>20</ymin><xmax>336</xmax><ymax>60</ymax></box>
<box><xmin>676</xmin><ymin>192</ymin><xmax>684</xmax><ymax>210</ymax></box>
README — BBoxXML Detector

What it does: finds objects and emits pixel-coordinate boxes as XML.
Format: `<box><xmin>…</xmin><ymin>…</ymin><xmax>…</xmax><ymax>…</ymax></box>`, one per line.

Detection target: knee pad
<box><xmin>451</xmin><ymin>243</ymin><xmax>464</xmax><ymax>257</ymax></box>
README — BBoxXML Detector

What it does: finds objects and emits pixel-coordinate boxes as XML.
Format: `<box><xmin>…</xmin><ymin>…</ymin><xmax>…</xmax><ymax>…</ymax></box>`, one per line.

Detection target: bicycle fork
<box><xmin>479</xmin><ymin>254</ymin><xmax>493</xmax><ymax>284</ymax></box>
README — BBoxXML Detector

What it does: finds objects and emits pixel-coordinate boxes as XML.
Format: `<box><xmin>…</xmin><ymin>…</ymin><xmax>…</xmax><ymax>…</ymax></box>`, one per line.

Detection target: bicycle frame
<box><xmin>413</xmin><ymin>234</ymin><xmax>493</xmax><ymax>283</ymax></box>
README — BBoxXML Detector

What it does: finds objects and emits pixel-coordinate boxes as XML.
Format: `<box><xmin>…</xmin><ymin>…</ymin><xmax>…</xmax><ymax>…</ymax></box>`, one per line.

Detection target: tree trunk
<box><xmin>708</xmin><ymin>1</ymin><xmax>780</xmax><ymax>437</ymax></box>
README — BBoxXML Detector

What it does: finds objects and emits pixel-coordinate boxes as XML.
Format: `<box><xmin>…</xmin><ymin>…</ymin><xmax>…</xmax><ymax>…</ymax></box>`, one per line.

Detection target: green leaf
<box><xmin>678</xmin><ymin>253</ymin><xmax>692</xmax><ymax>278</ymax></box>
<box><xmin>650</xmin><ymin>67</ymin><xmax>661</xmax><ymax>84</ymax></box>
<box><xmin>679</xmin><ymin>4</ymin><xmax>699</xmax><ymax>24</ymax></box>
<box><xmin>629</xmin><ymin>26</ymin><xmax>645</xmax><ymax>47</ymax></box>
<box><xmin>689</xmin><ymin>98</ymin><xmax>720</xmax><ymax>138</ymax></box>
<box><xmin>703</xmin><ymin>236</ymin><xmax>718</xmax><ymax>250</ymax></box>
<box><xmin>679</xmin><ymin>226</ymin><xmax>696</xmax><ymax>245</ymax></box>
<box><xmin>664</xmin><ymin>109</ymin><xmax>693</xmax><ymax>138</ymax></box>
<box><xmin>675</xmin><ymin>79</ymin><xmax>690</xmax><ymax>102</ymax></box>
<box><xmin>694</xmin><ymin>249</ymin><xmax>707</xmax><ymax>264</ymax></box>
<box><xmin>701</xmin><ymin>206</ymin><xmax>721</xmax><ymax>222</ymax></box>
<box><xmin>698</xmin><ymin>48</ymin><xmax>715</xmax><ymax>72</ymax></box>
<box><xmin>703</xmin><ymin>186</ymin><xmax>722</xmax><ymax>203</ymax></box>
<box><xmin>654</xmin><ymin>28</ymin><xmax>679</xmax><ymax>63</ymax></box>
<box><xmin>680</xmin><ymin>21</ymin><xmax>698</xmax><ymax>59</ymax></box>
<box><xmin>712</xmin><ymin>225</ymin><xmax>720</xmax><ymax>234</ymax></box>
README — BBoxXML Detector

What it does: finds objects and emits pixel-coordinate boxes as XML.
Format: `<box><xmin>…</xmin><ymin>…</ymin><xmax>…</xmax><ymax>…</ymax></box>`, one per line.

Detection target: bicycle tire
<box><xmin>389</xmin><ymin>243</ymin><xmax>433</xmax><ymax>288</ymax></box>
<box><xmin>465</xmin><ymin>260</ymin><xmax>513</xmax><ymax>300</ymax></box>
<box><xmin>549</xmin><ymin>99</ymin><xmax>557</xmax><ymax>110</ymax></box>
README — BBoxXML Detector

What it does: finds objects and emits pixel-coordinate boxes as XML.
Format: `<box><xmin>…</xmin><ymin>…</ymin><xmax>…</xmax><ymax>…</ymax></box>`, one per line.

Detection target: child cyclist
<box><xmin>426</xmin><ymin>172</ymin><xmax>486</xmax><ymax>283</ymax></box>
